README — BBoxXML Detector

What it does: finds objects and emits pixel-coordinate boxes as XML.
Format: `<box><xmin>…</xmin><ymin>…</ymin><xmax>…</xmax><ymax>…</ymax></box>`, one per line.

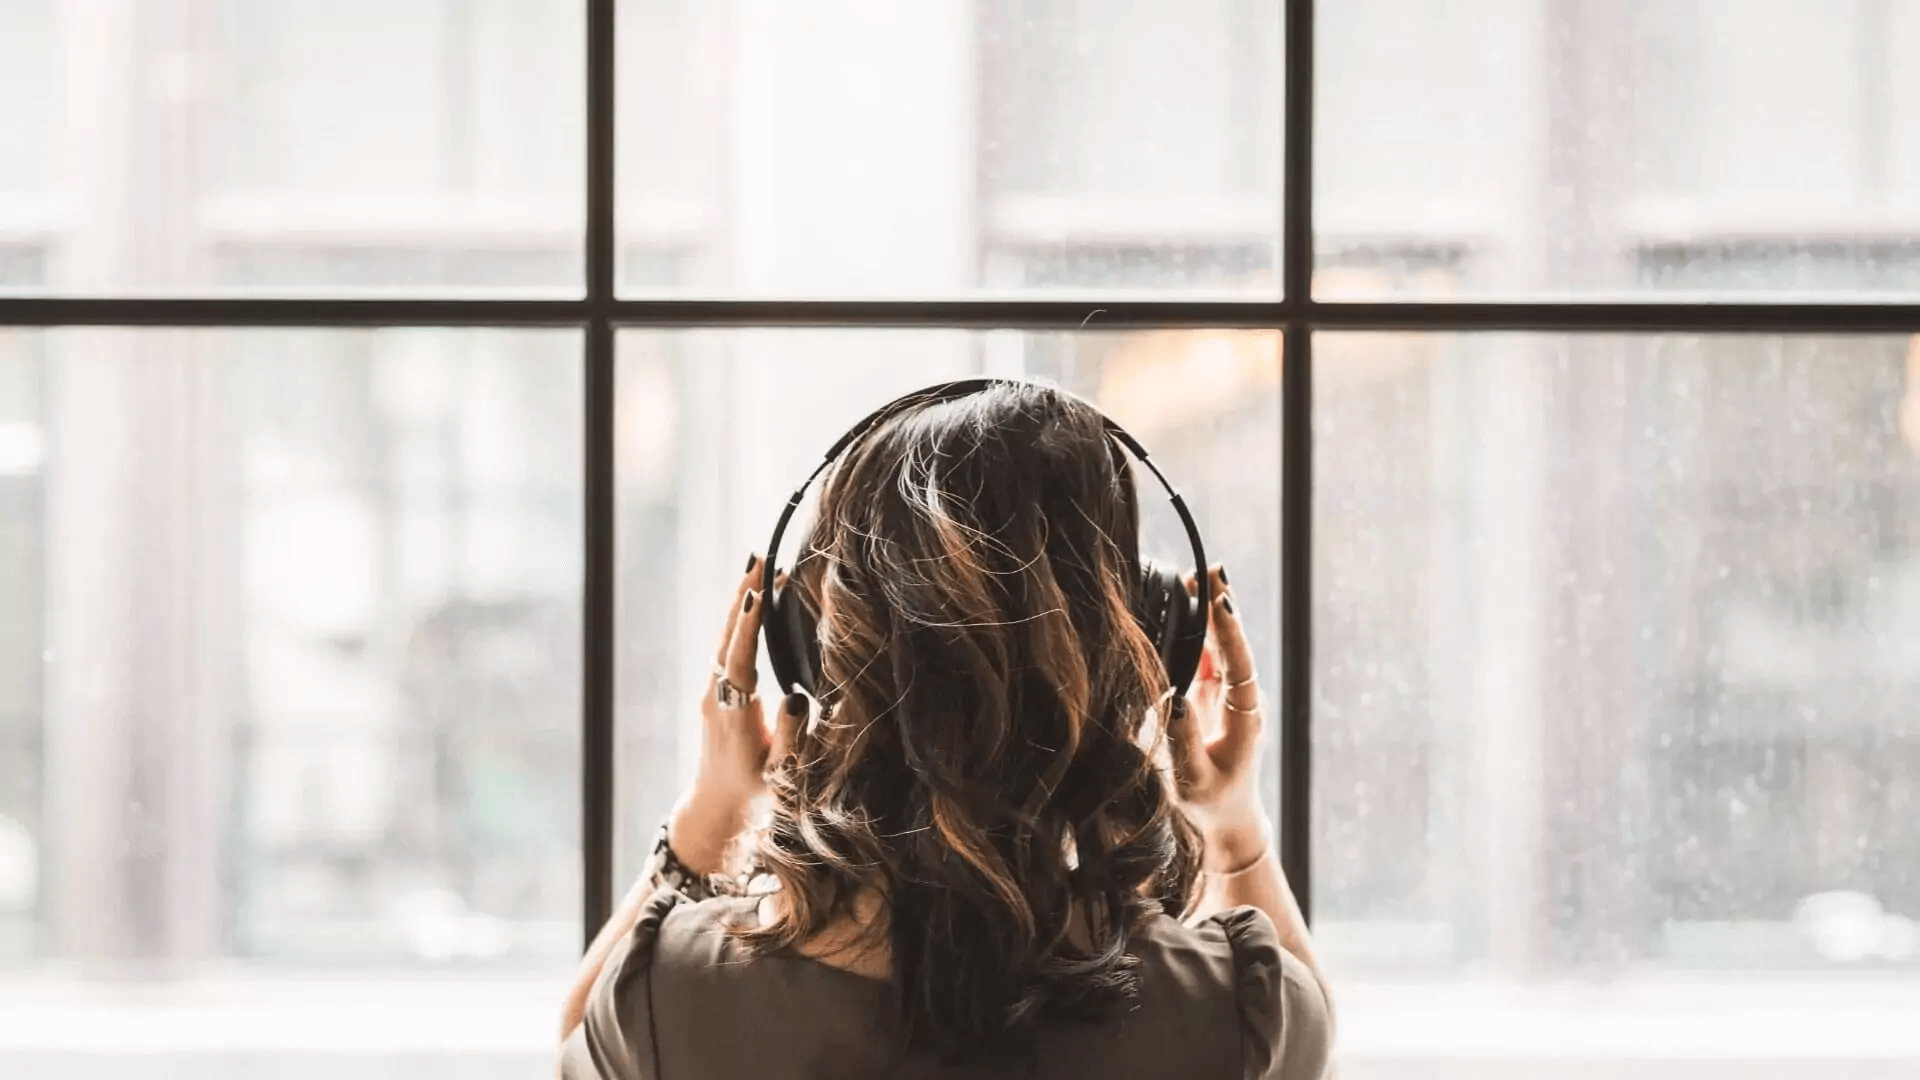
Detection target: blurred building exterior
<box><xmin>0</xmin><ymin>1</ymin><xmax>1917</xmax><ymax>1077</ymax></box>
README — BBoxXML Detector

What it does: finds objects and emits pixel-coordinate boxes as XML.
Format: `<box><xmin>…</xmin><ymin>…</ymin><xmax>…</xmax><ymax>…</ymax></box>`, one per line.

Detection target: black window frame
<box><xmin>5</xmin><ymin>0</ymin><xmax>1920</xmax><ymax>948</ymax></box>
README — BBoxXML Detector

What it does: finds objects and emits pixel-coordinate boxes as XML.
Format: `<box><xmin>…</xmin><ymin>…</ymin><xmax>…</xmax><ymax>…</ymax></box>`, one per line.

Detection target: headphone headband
<box><xmin>758</xmin><ymin>378</ymin><xmax>1212</xmax><ymax>697</ymax></box>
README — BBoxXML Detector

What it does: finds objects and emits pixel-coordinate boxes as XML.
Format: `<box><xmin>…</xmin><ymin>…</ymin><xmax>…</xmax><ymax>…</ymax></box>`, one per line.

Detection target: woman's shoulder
<box><xmin>564</xmin><ymin>891</ymin><xmax>814</xmax><ymax>1076</ymax></box>
<box><xmin>648</xmin><ymin>890</ymin><xmax>755</xmax><ymax>957</ymax></box>
<box><xmin>560</xmin><ymin>890</ymin><xmax>681</xmax><ymax>1080</ymax></box>
<box><xmin>1132</xmin><ymin>903</ymin><xmax>1282</xmax><ymax>986</ymax></box>
<box><xmin>592</xmin><ymin>888</ymin><xmax>754</xmax><ymax>973</ymax></box>
<box><xmin>646</xmin><ymin>891</ymin><xmax>892</xmax><ymax>1004</ymax></box>
<box><xmin>1134</xmin><ymin>907</ymin><xmax>1332</xmax><ymax>1080</ymax></box>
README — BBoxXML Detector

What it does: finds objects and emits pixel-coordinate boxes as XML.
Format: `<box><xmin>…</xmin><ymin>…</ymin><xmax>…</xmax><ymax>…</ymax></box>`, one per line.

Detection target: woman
<box><xmin>558</xmin><ymin>381</ymin><xmax>1332</xmax><ymax>1078</ymax></box>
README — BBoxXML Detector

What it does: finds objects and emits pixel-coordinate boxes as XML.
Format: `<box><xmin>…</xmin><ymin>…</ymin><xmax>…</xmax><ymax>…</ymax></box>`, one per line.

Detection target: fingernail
<box><xmin>1221</xmin><ymin>595</ymin><xmax>1235</xmax><ymax>615</ymax></box>
<box><xmin>1217</xmin><ymin>565</ymin><xmax>1229</xmax><ymax>585</ymax></box>
<box><xmin>745</xmin><ymin>553</ymin><xmax>759</xmax><ymax>573</ymax></box>
<box><xmin>785</xmin><ymin>692</ymin><xmax>808</xmax><ymax>716</ymax></box>
<box><xmin>1168</xmin><ymin>696</ymin><xmax>1188</xmax><ymax>721</ymax></box>
<box><xmin>743</xmin><ymin>591</ymin><xmax>757</xmax><ymax>613</ymax></box>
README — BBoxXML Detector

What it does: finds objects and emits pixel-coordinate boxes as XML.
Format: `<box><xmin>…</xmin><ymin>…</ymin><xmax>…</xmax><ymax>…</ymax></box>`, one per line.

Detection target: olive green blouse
<box><xmin>561</xmin><ymin>889</ymin><xmax>1331</xmax><ymax>1080</ymax></box>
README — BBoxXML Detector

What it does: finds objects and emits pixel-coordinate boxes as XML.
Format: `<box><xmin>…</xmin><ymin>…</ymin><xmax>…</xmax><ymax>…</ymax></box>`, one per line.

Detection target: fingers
<box><xmin>1184</xmin><ymin>572</ymin><xmax>1224</xmax><ymax>710</ymax></box>
<box><xmin>1206</xmin><ymin>566</ymin><xmax>1257</xmax><ymax>701</ymax></box>
<box><xmin>724</xmin><ymin>583</ymin><xmax>764</xmax><ymax>693</ymax></box>
<box><xmin>1205</xmin><ymin>566</ymin><xmax>1264</xmax><ymax>767</ymax></box>
<box><xmin>1197</xmin><ymin>628</ymin><xmax>1229</xmax><ymax>713</ymax></box>
<box><xmin>712</xmin><ymin>554</ymin><xmax>761</xmax><ymax>669</ymax></box>
<box><xmin>770</xmin><ymin>692</ymin><xmax>808</xmax><ymax>762</ymax></box>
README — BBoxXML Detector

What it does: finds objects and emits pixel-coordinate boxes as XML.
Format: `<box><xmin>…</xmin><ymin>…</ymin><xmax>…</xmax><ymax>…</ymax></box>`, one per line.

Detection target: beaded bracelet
<box><xmin>645</xmin><ymin>823</ymin><xmax>731</xmax><ymax>901</ymax></box>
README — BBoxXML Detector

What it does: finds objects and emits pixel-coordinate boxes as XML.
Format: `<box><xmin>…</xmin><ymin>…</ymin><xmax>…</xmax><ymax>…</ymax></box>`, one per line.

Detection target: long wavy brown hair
<box><xmin>742</xmin><ymin>381</ymin><xmax>1201</xmax><ymax>1062</ymax></box>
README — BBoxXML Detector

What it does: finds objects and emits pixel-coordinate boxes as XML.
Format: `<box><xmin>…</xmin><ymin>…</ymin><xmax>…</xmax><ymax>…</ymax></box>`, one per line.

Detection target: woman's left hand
<box><xmin>563</xmin><ymin>559</ymin><xmax>804</xmax><ymax>1046</ymax></box>
<box><xmin>668</xmin><ymin>556</ymin><xmax>807</xmax><ymax>875</ymax></box>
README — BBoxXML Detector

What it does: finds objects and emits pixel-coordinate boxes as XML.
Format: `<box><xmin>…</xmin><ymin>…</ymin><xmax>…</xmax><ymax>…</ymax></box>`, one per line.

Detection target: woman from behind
<box><xmin>559</xmin><ymin>380</ymin><xmax>1332</xmax><ymax>1079</ymax></box>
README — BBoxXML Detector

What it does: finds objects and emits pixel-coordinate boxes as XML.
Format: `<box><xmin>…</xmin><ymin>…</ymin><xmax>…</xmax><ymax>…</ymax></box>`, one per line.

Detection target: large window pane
<box><xmin>0</xmin><ymin>1</ymin><xmax>583</xmax><ymax>296</ymax></box>
<box><xmin>1316</xmin><ymin>332</ymin><xmax>1920</xmax><ymax>1077</ymax></box>
<box><xmin>1319</xmin><ymin>0</ymin><xmax>1920</xmax><ymax>299</ymax></box>
<box><xmin>0</xmin><ymin>328</ymin><xmax>581</xmax><ymax>1078</ymax></box>
<box><xmin>613</xmin><ymin>330</ymin><xmax>1281</xmax><ymax>882</ymax></box>
<box><xmin>616</xmin><ymin>1</ymin><xmax>1280</xmax><ymax>296</ymax></box>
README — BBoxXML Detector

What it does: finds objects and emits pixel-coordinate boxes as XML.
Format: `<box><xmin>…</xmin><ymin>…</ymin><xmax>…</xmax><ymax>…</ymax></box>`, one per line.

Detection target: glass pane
<box><xmin>1316</xmin><ymin>332</ymin><xmax>1920</xmax><ymax>1076</ymax></box>
<box><xmin>1318</xmin><ymin>0</ymin><xmax>1920</xmax><ymax>299</ymax></box>
<box><xmin>0</xmin><ymin>328</ymin><xmax>580</xmax><ymax>1076</ymax></box>
<box><xmin>0</xmin><ymin>1</ymin><xmax>583</xmax><ymax>296</ymax></box>
<box><xmin>616</xmin><ymin>1</ymin><xmax>1280</xmax><ymax>297</ymax></box>
<box><xmin>614</xmin><ymin>330</ymin><xmax>1281</xmax><ymax>882</ymax></box>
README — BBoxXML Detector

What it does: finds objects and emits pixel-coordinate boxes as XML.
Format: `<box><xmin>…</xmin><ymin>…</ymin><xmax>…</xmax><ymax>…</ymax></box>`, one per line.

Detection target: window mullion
<box><xmin>1279</xmin><ymin>0</ymin><xmax>1316</xmax><ymax>924</ymax></box>
<box><xmin>581</xmin><ymin>0</ymin><xmax>619</xmax><ymax>951</ymax></box>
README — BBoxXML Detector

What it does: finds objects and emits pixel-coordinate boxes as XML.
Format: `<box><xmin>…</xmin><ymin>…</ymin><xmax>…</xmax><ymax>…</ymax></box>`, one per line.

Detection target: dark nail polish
<box><xmin>1169</xmin><ymin>696</ymin><xmax>1189</xmax><ymax>721</ymax></box>
<box><xmin>743</xmin><ymin>591</ymin><xmax>756</xmax><ymax>613</ymax></box>
<box><xmin>1221</xmin><ymin>595</ymin><xmax>1234</xmax><ymax>615</ymax></box>
<box><xmin>1217</xmin><ymin>566</ymin><xmax>1229</xmax><ymax>585</ymax></box>
<box><xmin>785</xmin><ymin>692</ymin><xmax>808</xmax><ymax>716</ymax></box>
<box><xmin>745</xmin><ymin>553</ymin><xmax>759</xmax><ymax>573</ymax></box>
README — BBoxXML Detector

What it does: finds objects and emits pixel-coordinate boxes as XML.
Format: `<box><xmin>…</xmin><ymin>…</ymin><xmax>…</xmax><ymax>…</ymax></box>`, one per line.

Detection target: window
<box><xmin>1316</xmin><ymin>333</ymin><xmax>1920</xmax><ymax>1069</ymax></box>
<box><xmin>608</xmin><ymin>329</ymin><xmax>1282</xmax><ymax>884</ymax></box>
<box><xmin>1318</xmin><ymin>0</ymin><xmax>1920</xmax><ymax>298</ymax></box>
<box><xmin>1</xmin><ymin>3</ymin><xmax>1916</xmax><ymax>1078</ymax></box>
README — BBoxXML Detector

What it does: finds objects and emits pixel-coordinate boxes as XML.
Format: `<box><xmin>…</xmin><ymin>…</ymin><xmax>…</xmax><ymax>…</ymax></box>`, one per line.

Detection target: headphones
<box><xmin>758</xmin><ymin>378</ymin><xmax>1213</xmax><ymax>701</ymax></box>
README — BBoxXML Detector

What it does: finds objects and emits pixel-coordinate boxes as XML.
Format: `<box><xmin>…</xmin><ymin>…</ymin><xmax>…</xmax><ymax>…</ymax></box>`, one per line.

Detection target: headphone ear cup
<box><xmin>764</xmin><ymin>579</ymin><xmax>821</xmax><ymax>697</ymax></box>
<box><xmin>1135</xmin><ymin>560</ymin><xmax>1173</xmax><ymax>658</ymax></box>
<box><xmin>1163</xmin><ymin>573</ymin><xmax>1208</xmax><ymax>694</ymax></box>
<box><xmin>1136</xmin><ymin>559</ymin><xmax>1208</xmax><ymax>694</ymax></box>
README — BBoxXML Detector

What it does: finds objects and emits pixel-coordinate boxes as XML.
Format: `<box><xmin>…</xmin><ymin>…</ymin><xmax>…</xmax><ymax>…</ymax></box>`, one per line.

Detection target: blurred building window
<box><xmin>1</xmin><ymin>2</ymin><xmax>1916</xmax><ymax>1079</ymax></box>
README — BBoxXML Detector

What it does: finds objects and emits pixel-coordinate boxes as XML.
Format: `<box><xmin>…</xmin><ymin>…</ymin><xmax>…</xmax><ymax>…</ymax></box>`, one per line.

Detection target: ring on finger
<box><xmin>1226</xmin><ymin>674</ymin><xmax>1257</xmax><ymax>692</ymax></box>
<box><xmin>715</xmin><ymin>675</ymin><xmax>759</xmax><ymax>709</ymax></box>
<box><xmin>1224</xmin><ymin>693</ymin><xmax>1262</xmax><ymax>715</ymax></box>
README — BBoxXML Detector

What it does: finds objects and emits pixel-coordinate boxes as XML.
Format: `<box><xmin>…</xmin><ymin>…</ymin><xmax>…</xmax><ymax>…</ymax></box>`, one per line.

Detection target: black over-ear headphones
<box><xmin>758</xmin><ymin>378</ymin><xmax>1212</xmax><ymax>700</ymax></box>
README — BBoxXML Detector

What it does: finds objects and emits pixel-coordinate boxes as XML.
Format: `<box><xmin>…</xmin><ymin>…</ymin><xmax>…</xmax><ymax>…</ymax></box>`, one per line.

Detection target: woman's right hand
<box><xmin>1169</xmin><ymin>565</ymin><xmax>1273</xmax><ymax>873</ymax></box>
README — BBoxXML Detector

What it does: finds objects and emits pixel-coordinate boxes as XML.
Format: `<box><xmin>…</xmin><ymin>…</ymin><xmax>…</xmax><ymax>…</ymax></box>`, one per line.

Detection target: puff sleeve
<box><xmin>1210</xmin><ymin>906</ymin><xmax>1333</xmax><ymax>1080</ymax></box>
<box><xmin>559</xmin><ymin>889</ymin><xmax>687</xmax><ymax>1080</ymax></box>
